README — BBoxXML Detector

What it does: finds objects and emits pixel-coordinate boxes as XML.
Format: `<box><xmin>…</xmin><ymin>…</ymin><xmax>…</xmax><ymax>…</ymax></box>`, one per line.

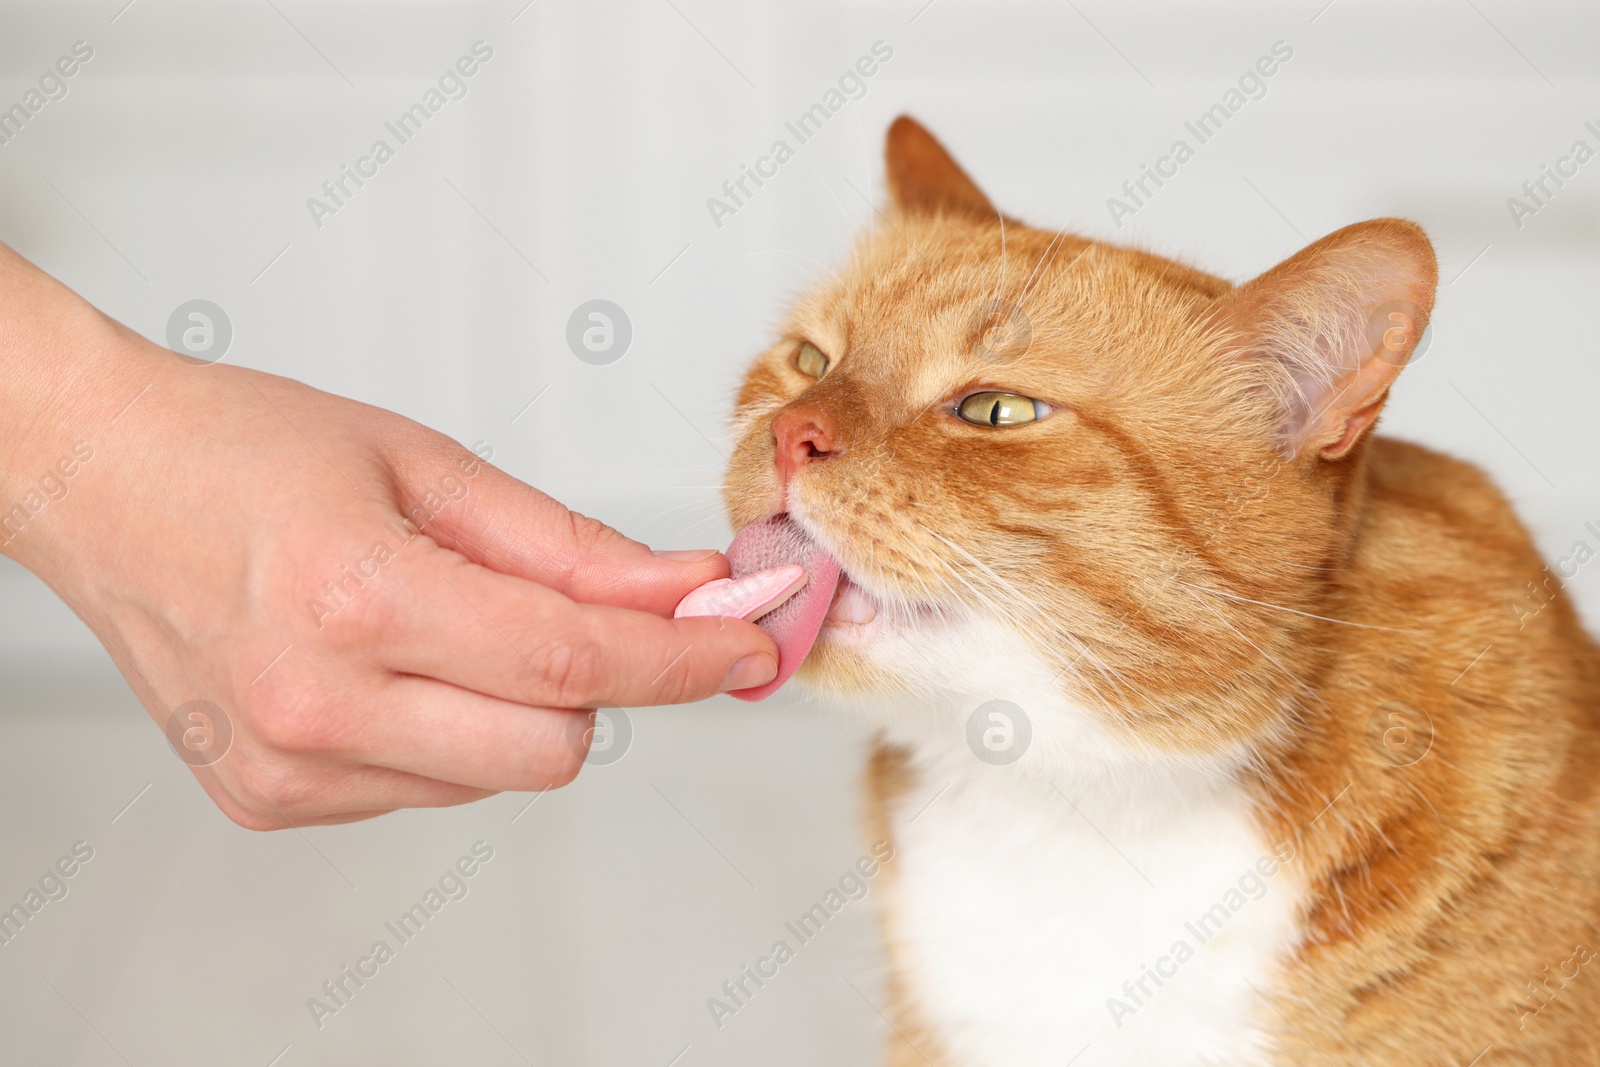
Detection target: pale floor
<box><xmin>0</xmin><ymin>655</ymin><xmax>887</xmax><ymax>1067</ymax></box>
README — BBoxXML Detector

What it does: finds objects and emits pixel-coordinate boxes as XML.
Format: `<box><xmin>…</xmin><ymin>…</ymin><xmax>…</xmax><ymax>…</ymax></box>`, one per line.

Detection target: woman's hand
<box><xmin>0</xmin><ymin>242</ymin><xmax>778</xmax><ymax>828</ymax></box>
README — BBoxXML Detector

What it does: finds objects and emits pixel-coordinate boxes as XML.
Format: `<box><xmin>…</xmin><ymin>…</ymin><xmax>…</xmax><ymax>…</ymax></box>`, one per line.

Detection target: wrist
<box><xmin>0</xmin><ymin>251</ymin><xmax>177</xmax><ymax>569</ymax></box>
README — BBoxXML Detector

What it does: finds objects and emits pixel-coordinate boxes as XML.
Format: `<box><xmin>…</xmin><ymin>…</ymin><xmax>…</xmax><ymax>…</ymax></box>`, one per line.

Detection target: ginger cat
<box><xmin>719</xmin><ymin>117</ymin><xmax>1600</xmax><ymax>1065</ymax></box>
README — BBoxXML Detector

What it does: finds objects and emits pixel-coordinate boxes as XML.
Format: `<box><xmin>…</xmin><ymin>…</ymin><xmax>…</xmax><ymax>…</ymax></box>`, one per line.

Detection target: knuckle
<box><xmin>214</xmin><ymin>771</ymin><xmax>303</xmax><ymax>831</ymax></box>
<box><xmin>316</xmin><ymin>581</ymin><xmax>393</xmax><ymax>647</ymax></box>
<box><xmin>528</xmin><ymin>635</ymin><xmax>603</xmax><ymax>706</ymax></box>
<box><xmin>294</xmin><ymin>553</ymin><xmax>399</xmax><ymax>648</ymax></box>
<box><xmin>565</xmin><ymin>510</ymin><xmax>618</xmax><ymax>556</ymax></box>
<box><xmin>251</xmin><ymin>691</ymin><xmax>347</xmax><ymax>754</ymax></box>
<box><xmin>560</xmin><ymin>511</ymin><xmax>635</xmax><ymax>581</ymax></box>
<box><xmin>237</xmin><ymin>764</ymin><xmax>318</xmax><ymax>821</ymax></box>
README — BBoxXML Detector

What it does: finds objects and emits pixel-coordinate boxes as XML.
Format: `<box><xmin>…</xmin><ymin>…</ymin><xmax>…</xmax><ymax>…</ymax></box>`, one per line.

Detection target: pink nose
<box><xmin>771</xmin><ymin>405</ymin><xmax>837</xmax><ymax>490</ymax></box>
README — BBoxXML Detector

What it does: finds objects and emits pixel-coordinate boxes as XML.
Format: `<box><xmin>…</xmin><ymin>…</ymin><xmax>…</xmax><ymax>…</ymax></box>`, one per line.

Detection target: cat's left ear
<box><xmin>1215</xmin><ymin>219</ymin><xmax>1437</xmax><ymax>460</ymax></box>
<box><xmin>884</xmin><ymin>115</ymin><xmax>997</xmax><ymax>221</ymax></box>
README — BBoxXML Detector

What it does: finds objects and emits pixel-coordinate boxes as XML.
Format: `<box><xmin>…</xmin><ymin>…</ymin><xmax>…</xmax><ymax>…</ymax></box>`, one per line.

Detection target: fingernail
<box><xmin>675</xmin><ymin>565</ymin><xmax>807</xmax><ymax>621</ymax></box>
<box><xmin>723</xmin><ymin>653</ymin><xmax>778</xmax><ymax>692</ymax></box>
<box><xmin>653</xmin><ymin>548</ymin><xmax>721</xmax><ymax>562</ymax></box>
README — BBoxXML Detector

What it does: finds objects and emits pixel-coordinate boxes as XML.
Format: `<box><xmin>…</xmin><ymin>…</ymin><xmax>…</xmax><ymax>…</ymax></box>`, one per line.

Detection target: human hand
<box><xmin>0</xmin><ymin>244</ymin><xmax>780</xmax><ymax>829</ymax></box>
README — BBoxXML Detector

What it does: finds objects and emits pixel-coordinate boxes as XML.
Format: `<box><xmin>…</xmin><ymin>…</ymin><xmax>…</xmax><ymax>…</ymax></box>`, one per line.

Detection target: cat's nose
<box><xmin>771</xmin><ymin>405</ymin><xmax>838</xmax><ymax>488</ymax></box>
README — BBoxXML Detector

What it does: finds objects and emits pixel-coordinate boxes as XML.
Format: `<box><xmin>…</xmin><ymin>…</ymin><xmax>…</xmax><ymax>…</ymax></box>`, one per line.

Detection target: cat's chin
<box><xmin>796</xmin><ymin>573</ymin><xmax>966</xmax><ymax>695</ymax></box>
<box><xmin>786</xmin><ymin>573</ymin><xmax>902</xmax><ymax>692</ymax></box>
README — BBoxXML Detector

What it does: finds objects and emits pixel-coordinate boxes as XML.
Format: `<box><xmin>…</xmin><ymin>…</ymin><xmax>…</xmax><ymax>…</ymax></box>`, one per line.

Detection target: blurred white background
<box><xmin>0</xmin><ymin>0</ymin><xmax>1596</xmax><ymax>1063</ymax></box>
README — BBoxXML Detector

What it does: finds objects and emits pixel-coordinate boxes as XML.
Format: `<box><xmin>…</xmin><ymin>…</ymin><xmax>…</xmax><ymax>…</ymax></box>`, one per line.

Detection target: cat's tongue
<box><xmin>725</xmin><ymin>516</ymin><xmax>841</xmax><ymax>701</ymax></box>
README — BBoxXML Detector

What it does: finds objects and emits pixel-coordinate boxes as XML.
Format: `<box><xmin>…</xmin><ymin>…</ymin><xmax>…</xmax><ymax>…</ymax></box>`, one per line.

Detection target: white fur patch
<box><xmin>834</xmin><ymin>613</ymin><xmax>1304</xmax><ymax>1067</ymax></box>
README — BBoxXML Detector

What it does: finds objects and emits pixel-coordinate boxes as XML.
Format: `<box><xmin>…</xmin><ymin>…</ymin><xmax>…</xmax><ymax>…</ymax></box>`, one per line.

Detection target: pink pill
<box><xmin>674</xmin><ymin>565</ymin><xmax>808</xmax><ymax>622</ymax></box>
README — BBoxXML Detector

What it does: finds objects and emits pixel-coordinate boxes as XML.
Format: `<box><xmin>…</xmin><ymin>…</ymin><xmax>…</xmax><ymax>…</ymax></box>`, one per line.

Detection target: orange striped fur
<box><xmin>722</xmin><ymin>117</ymin><xmax>1600</xmax><ymax>1065</ymax></box>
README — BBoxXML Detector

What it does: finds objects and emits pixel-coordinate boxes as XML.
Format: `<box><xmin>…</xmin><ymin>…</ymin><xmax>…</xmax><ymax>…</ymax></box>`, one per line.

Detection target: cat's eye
<box><xmin>795</xmin><ymin>342</ymin><xmax>829</xmax><ymax>379</ymax></box>
<box><xmin>956</xmin><ymin>391</ymin><xmax>1049</xmax><ymax>427</ymax></box>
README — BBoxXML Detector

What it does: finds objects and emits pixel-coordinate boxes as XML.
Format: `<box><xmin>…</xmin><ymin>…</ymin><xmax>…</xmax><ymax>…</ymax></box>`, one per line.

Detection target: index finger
<box><xmin>400</xmin><ymin>455</ymin><xmax>732</xmax><ymax>615</ymax></box>
<box><xmin>384</xmin><ymin>548</ymin><xmax>780</xmax><ymax>708</ymax></box>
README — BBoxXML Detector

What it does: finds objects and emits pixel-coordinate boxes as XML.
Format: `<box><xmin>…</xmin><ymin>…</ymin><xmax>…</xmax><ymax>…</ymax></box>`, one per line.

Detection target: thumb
<box><xmin>401</xmin><ymin>449</ymin><xmax>729</xmax><ymax>615</ymax></box>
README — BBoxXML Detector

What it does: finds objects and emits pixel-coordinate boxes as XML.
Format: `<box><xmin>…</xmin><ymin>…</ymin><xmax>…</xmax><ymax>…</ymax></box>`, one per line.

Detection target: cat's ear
<box><xmin>1216</xmin><ymin>219</ymin><xmax>1438</xmax><ymax>461</ymax></box>
<box><xmin>885</xmin><ymin>115</ymin><xmax>996</xmax><ymax>221</ymax></box>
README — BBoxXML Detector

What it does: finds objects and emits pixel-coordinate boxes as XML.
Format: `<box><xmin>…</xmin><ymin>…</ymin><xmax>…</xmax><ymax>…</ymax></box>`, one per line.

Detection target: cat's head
<box><xmin>722</xmin><ymin>116</ymin><xmax>1436</xmax><ymax>760</ymax></box>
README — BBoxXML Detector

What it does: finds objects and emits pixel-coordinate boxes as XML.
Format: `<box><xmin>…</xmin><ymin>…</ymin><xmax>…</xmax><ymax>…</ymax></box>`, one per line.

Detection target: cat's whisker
<box><xmin>1180</xmin><ymin>588</ymin><xmax>1323</xmax><ymax>705</ymax></box>
<box><xmin>1017</xmin><ymin>227</ymin><xmax>1064</xmax><ymax>301</ymax></box>
<box><xmin>1265</xmin><ymin>557</ymin><xmax>1346</xmax><ymax>573</ymax></box>
<box><xmin>905</xmin><ymin>527</ymin><xmax>1155</xmax><ymax>716</ymax></box>
<box><xmin>1065</xmin><ymin>643</ymin><xmax>1166</xmax><ymax>721</ymax></box>
<box><xmin>1015</xmin><ymin>226</ymin><xmax>1073</xmax><ymax>313</ymax></box>
<box><xmin>923</xmin><ymin>529</ymin><xmax>1010</xmax><ymax>590</ymax></box>
<box><xmin>1173</xmin><ymin>579</ymin><xmax>1420</xmax><ymax>634</ymax></box>
<box><xmin>1021</xmin><ymin>241</ymin><xmax>1096</xmax><ymax>323</ymax></box>
<box><xmin>988</xmin><ymin>211</ymin><xmax>1009</xmax><ymax>321</ymax></box>
<box><xmin>728</xmin><ymin>247</ymin><xmax>834</xmax><ymax>273</ymax></box>
<box><xmin>631</xmin><ymin>506</ymin><xmax>718</xmax><ymax>533</ymax></box>
<box><xmin>624</xmin><ymin>492</ymin><xmax>727</xmax><ymax>523</ymax></box>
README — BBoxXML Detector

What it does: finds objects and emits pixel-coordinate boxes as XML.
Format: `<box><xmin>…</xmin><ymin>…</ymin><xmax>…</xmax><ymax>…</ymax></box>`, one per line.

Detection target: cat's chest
<box><xmin>887</xmin><ymin>767</ymin><xmax>1303</xmax><ymax>1067</ymax></box>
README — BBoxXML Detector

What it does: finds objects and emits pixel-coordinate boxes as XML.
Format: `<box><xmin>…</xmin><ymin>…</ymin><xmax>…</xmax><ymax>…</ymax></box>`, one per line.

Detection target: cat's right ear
<box><xmin>885</xmin><ymin>116</ymin><xmax>997</xmax><ymax>221</ymax></box>
<box><xmin>1214</xmin><ymin>219</ymin><xmax>1438</xmax><ymax>462</ymax></box>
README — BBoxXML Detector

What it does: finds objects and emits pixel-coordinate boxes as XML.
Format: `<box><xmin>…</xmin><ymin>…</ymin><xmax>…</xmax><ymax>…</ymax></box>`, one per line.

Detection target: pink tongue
<box><xmin>725</xmin><ymin>515</ymin><xmax>841</xmax><ymax>701</ymax></box>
